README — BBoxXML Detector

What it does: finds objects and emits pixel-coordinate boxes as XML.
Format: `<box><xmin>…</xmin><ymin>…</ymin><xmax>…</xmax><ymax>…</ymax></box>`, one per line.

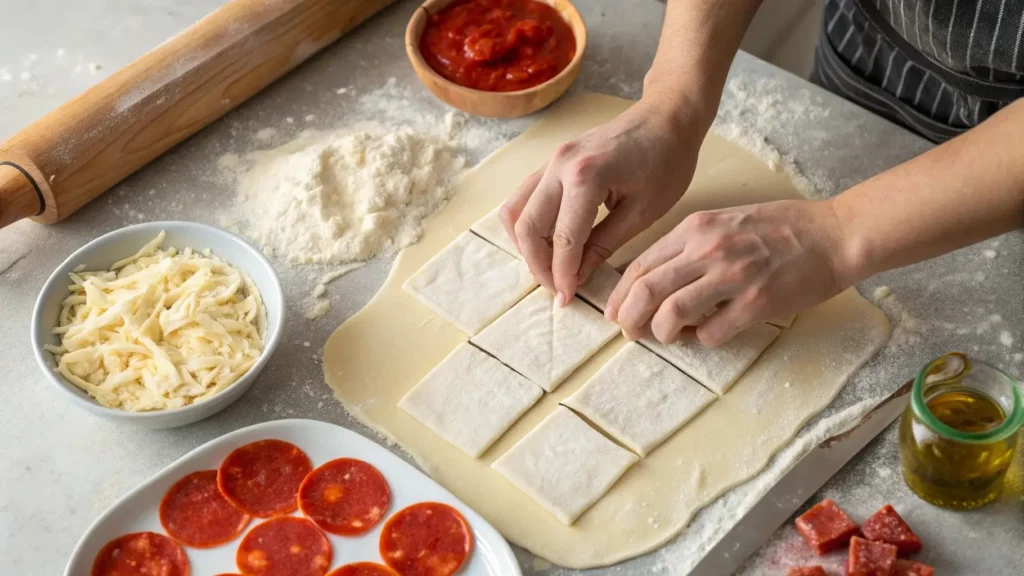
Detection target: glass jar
<box><xmin>899</xmin><ymin>352</ymin><xmax>1023</xmax><ymax>509</ymax></box>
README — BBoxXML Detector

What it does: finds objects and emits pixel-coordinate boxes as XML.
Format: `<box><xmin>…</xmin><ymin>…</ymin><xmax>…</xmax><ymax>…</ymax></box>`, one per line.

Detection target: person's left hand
<box><xmin>605</xmin><ymin>198</ymin><xmax>852</xmax><ymax>347</ymax></box>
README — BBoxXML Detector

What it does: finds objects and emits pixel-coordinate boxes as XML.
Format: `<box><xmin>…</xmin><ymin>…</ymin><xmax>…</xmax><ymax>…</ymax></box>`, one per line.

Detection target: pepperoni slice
<box><xmin>91</xmin><ymin>532</ymin><xmax>189</xmax><ymax>576</ymax></box>
<box><xmin>327</xmin><ymin>562</ymin><xmax>399</xmax><ymax>576</ymax></box>
<box><xmin>379</xmin><ymin>502</ymin><xmax>473</xmax><ymax>576</ymax></box>
<box><xmin>299</xmin><ymin>458</ymin><xmax>391</xmax><ymax>536</ymax></box>
<box><xmin>236</xmin><ymin>516</ymin><xmax>332</xmax><ymax>576</ymax></box>
<box><xmin>160</xmin><ymin>470</ymin><xmax>251</xmax><ymax>548</ymax></box>
<box><xmin>218</xmin><ymin>439</ymin><xmax>313</xmax><ymax>518</ymax></box>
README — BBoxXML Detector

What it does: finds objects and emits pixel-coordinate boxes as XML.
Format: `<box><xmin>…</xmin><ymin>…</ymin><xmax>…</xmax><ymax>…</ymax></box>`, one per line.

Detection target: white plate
<box><xmin>65</xmin><ymin>419</ymin><xmax>522</xmax><ymax>576</ymax></box>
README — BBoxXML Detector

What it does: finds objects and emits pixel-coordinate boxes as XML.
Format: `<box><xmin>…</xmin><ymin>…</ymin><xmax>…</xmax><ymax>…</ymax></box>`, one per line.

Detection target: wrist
<box><xmin>821</xmin><ymin>194</ymin><xmax>870</xmax><ymax>289</ymax></box>
<box><xmin>641</xmin><ymin>70</ymin><xmax>718</xmax><ymax>136</ymax></box>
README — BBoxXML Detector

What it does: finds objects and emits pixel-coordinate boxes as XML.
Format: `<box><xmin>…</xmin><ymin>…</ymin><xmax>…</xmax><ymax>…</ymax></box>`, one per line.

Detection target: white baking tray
<box><xmin>65</xmin><ymin>419</ymin><xmax>522</xmax><ymax>576</ymax></box>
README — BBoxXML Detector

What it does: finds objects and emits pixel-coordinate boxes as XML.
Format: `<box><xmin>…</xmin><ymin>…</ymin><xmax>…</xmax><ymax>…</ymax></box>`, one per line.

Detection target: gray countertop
<box><xmin>1</xmin><ymin>1</ymin><xmax>1021</xmax><ymax>574</ymax></box>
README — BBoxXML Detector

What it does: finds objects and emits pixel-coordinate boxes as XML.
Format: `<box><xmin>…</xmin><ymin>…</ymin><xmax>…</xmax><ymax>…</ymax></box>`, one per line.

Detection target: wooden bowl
<box><xmin>406</xmin><ymin>0</ymin><xmax>587</xmax><ymax>118</ymax></box>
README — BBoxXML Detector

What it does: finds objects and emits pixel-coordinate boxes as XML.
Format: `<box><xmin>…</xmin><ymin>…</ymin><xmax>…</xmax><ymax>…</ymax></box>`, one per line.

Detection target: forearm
<box><xmin>831</xmin><ymin>99</ymin><xmax>1024</xmax><ymax>286</ymax></box>
<box><xmin>644</xmin><ymin>0</ymin><xmax>765</xmax><ymax>130</ymax></box>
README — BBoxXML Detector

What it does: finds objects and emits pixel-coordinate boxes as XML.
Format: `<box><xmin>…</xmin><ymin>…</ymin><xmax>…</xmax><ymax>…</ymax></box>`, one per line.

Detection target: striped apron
<box><xmin>812</xmin><ymin>0</ymin><xmax>1024</xmax><ymax>142</ymax></box>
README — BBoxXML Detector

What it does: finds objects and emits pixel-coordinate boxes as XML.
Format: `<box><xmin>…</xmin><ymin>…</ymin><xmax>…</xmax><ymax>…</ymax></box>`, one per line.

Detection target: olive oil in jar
<box><xmin>899</xmin><ymin>353</ymin><xmax>1023</xmax><ymax>509</ymax></box>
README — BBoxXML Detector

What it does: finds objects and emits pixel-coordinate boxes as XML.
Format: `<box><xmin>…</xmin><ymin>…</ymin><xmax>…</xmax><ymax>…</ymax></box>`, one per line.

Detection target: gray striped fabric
<box><xmin>812</xmin><ymin>0</ymin><xmax>1024</xmax><ymax>141</ymax></box>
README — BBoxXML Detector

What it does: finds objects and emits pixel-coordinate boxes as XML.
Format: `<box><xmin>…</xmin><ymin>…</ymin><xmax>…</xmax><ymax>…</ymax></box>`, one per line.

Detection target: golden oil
<box><xmin>899</xmin><ymin>353</ymin><xmax>1023</xmax><ymax>510</ymax></box>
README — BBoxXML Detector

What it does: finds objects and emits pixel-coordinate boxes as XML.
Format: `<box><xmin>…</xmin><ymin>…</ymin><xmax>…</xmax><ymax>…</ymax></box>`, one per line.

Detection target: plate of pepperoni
<box><xmin>65</xmin><ymin>419</ymin><xmax>521</xmax><ymax>576</ymax></box>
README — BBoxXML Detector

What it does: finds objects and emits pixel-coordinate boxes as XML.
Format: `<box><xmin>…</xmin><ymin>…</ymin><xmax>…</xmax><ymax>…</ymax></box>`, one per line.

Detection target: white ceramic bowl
<box><xmin>31</xmin><ymin>221</ymin><xmax>285</xmax><ymax>429</ymax></box>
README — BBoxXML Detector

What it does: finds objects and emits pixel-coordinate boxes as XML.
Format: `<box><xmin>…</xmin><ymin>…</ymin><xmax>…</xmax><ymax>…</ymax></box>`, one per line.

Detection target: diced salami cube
<box><xmin>894</xmin><ymin>559</ymin><xmax>935</xmax><ymax>576</ymax></box>
<box><xmin>860</xmin><ymin>505</ymin><xmax>923</xmax><ymax>555</ymax></box>
<box><xmin>787</xmin><ymin>566</ymin><xmax>828</xmax><ymax>576</ymax></box>
<box><xmin>846</xmin><ymin>536</ymin><xmax>898</xmax><ymax>576</ymax></box>
<box><xmin>795</xmin><ymin>499</ymin><xmax>859</xmax><ymax>555</ymax></box>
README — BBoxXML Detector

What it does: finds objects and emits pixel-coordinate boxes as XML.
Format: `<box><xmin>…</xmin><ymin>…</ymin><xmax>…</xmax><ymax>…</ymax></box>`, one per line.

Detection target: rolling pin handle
<box><xmin>0</xmin><ymin>160</ymin><xmax>46</xmax><ymax>229</ymax></box>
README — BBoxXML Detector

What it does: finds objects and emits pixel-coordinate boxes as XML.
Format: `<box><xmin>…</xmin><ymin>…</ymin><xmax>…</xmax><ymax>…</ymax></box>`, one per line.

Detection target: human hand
<box><xmin>605</xmin><ymin>199</ymin><xmax>852</xmax><ymax>347</ymax></box>
<box><xmin>499</xmin><ymin>95</ymin><xmax>709</xmax><ymax>305</ymax></box>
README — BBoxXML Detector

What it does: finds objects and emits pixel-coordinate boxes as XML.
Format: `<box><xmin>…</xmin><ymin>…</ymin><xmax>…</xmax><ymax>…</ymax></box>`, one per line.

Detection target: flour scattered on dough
<box><xmin>221</xmin><ymin>126</ymin><xmax>465</xmax><ymax>266</ymax></box>
<box><xmin>983</xmin><ymin>249</ymin><xmax>998</xmax><ymax>259</ymax></box>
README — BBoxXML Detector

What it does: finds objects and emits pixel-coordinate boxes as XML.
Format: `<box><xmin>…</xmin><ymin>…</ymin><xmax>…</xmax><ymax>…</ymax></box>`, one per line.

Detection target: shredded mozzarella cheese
<box><xmin>50</xmin><ymin>231</ymin><xmax>267</xmax><ymax>412</ymax></box>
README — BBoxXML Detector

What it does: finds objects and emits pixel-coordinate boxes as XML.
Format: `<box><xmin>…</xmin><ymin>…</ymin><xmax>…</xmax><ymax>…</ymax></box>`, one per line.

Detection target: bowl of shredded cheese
<box><xmin>31</xmin><ymin>221</ymin><xmax>284</xmax><ymax>429</ymax></box>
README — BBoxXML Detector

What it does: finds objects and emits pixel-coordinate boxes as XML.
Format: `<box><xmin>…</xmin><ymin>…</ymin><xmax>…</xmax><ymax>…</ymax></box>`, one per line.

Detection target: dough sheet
<box><xmin>323</xmin><ymin>93</ymin><xmax>890</xmax><ymax>568</ymax></box>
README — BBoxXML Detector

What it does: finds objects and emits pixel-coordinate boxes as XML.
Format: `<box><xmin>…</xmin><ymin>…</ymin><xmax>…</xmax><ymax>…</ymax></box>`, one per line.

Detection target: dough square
<box><xmin>563</xmin><ymin>342</ymin><xmax>716</xmax><ymax>456</ymax></box>
<box><xmin>472</xmin><ymin>289</ymin><xmax>620</xmax><ymax>392</ymax></box>
<box><xmin>403</xmin><ymin>232</ymin><xmax>537</xmax><ymax>336</ymax></box>
<box><xmin>470</xmin><ymin>207</ymin><xmax>520</xmax><ymax>258</ymax></box>
<box><xmin>399</xmin><ymin>343</ymin><xmax>543</xmax><ymax>458</ymax></box>
<box><xmin>641</xmin><ymin>323</ymin><xmax>781</xmax><ymax>395</ymax></box>
<box><xmin>492</xmin><ymin>406</ymin><xmax>638</xmax><ymax>525</ymax></box>
<box><xmin>576</xmin><ymin>262</ymin><xmax>621</xmax><ymax>312</ymax></box>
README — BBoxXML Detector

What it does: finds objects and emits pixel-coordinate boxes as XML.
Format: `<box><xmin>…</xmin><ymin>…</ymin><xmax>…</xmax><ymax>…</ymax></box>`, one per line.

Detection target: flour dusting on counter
<box><xmin>713</xmin><ymin>77</ymin><xmax>832</xmax><ymax>200</ymax></box>
<box><xmin>647</xmin><ymin>397</ymin><xmax>880</xmax><ymax>575</ymax></box>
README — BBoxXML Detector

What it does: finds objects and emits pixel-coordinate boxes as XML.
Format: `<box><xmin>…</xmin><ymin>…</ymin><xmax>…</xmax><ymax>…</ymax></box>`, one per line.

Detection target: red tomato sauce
<box><xmin>420</xmin><ymin>0</ymin><xmax>577</xmax><ymax>92</ymax></box>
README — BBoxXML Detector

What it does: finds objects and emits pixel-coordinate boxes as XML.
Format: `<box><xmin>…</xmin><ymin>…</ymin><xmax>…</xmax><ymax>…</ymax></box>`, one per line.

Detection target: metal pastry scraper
<box><xmin>687</xmin><ymin>381</ymin><xmax>913</xmax><ymax>576</ymax></box>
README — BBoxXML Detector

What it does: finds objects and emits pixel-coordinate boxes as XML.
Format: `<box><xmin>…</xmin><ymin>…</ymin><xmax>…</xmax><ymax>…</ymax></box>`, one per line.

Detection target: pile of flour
<box><xmin>220</xmin><ymin>121</ymin><xmax>466</xmax><ymax>266</ymax></box>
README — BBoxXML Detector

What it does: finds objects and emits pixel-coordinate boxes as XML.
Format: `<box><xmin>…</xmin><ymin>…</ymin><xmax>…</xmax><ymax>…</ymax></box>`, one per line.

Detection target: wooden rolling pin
<box><xmin>0</xmin><ymin>0</ymin><xmax>396</xmax><ymax>229</ymax></box>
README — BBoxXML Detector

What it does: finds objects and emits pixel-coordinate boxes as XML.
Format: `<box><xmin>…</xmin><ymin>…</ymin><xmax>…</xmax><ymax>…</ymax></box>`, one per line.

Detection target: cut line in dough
<box><xmin>641</xmin><ymin>323</ymin><xmax>781</xmax><ymax>395</ymax></box>
<box><xmin>472</xmin><ymin>289</ymin><xmax>620</xmax><ymax>392</ymax></box>
<box><xmin>403</xmin><ymin>231</ymin><xmax>537</xmax><ymax>336</ymax></box>
<box><xmin>576</xmin><ymin>263</ymin><xmax>621</xmax><ymax>313</ymax></box>
<box><xmin>563</xmin><ymin>342</ymin><xmax>716</xmax><ymax>456</ymax></box>
<box><xmin>492</xmin><ymin>406</ymin><xmax>638</xmax><ymax>525</ymax></box>
<box><xmin>399</xmin><ymin>343</ymin><xmax>543</xmax><ymax>458</ymax></box>
<box><xmin>470</xmin><ymin>207</ymin><xmax>519</xmax><ymax>258</ymax></box>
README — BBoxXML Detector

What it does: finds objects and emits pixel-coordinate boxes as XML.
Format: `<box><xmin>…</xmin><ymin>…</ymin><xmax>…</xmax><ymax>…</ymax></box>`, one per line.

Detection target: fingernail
<box><xmin>554</xmin><ymin>291</ymin><xmax>567</xmax><ymax>308</ymax></box>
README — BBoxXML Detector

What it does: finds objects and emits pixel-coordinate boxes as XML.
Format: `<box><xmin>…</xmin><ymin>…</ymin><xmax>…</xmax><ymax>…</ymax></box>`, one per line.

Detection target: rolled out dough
<box><xmin>472</xmin><ymin>289</ymin><xmax>620</xmax><ymax>392</ymax></box>
<box><xmin>492</xmin><ymin>406</ymin><xmax>638</xmax><ymax>525</ymax></box>
<box><xmin>642</xmin><ymin>323</ymin><xmax>782</xmax><ymax>395</ymax></box>
<box><xmin>403</xmin><ymin>231</ymin><xmax>536</xmax><ymax>336</ymax></box>
<box><xmin>398</xmin><ymin>343</ymin><xmax>543</xmax><ymax>458</ymax></box>
<box><xmin>563</xmin><ymin>342</ymin><xmax>716</xmax><ymax>457</ymax></box>
<box><xmin>322</xmin><ymin>93</ymin><xmax>890</xmax><ymax>568</ymax></box>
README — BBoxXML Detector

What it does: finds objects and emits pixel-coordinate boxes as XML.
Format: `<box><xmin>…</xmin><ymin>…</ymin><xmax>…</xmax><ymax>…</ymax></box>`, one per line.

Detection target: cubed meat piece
<box><xmin>795</xmin><ymin>499</ymin><xmax>859</xmax><ymax>555</ymax></box>
<box><xmin>860</xmin><ymin>504</ymin><xmax>923</xmax><ymax>555</ymax></box>
<box><xmin>788</xmin><ymin>566</ymin><xmax>828</xmax><ymax>576</ymax></box>
<box><xmin>846</xmin><ymin>536</ymin><xmax>898</xmax><ymax>576</ymax></box>
<box><xmin>894</xmin><ymin>559</ymin><xmax>934</xmax><ymax>576</ymax></box>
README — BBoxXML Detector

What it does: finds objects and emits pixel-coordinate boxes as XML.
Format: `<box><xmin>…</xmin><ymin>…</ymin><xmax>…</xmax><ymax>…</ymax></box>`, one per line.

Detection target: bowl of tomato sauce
<box><xmin>406</xmin><ymin>0</ymin><xmax>586</xmax><ymax>118</ymax></box>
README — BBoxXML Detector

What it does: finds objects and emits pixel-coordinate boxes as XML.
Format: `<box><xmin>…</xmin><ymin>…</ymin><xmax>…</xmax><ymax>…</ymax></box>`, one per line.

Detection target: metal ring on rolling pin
<box><xmin>0</xmin><ymin>161</ymin><xmax>46</xmax><ymax>216</ymax></box>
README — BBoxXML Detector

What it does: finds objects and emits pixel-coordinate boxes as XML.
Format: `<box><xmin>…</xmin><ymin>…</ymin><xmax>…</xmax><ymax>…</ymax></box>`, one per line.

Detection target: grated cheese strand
<box><xmin>50</xmin><ymin>232</ymin><xmax>266</xmax><ymax>412</ymax></box>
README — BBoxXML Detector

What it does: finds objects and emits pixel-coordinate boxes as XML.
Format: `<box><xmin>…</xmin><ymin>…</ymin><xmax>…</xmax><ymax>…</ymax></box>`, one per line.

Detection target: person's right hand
<box><xmin>499</xmin><ymin>94</ymin><xmax>712</xmax><ymax>305</ymax></box>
